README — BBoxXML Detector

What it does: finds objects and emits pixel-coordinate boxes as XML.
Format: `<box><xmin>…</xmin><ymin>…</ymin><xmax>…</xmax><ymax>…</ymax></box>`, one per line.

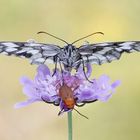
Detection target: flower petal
<box><xmin>36</xmin><ymin>64</ymin><xmax>50</xmax><ymax>80</ymax></box>
<box><xmin>20</xmin><ymin>76</ymin><xmax>34</xmax><ymax>86</ymax></box>
<box><xmin>16</xmin><ymin>64</ymin><xmax>120</xmax><ymax>114</ymax></box>
<box><xmin>14</xmin><ymin>98</ymin><xmax>40</xmax><ymax>108</ymax></box>
<box><xmin>76</xmin><ymin>90</ymin><xmax>97</xmax><ymax>102</ymax></box>
<box><xmin>37</xmin><ymin>64</ymin><xmax>50</xmax><ymax>76</ymax></box>
<box><xmin>111</xmin><ymin>80</ymin><xmax>121</xmax><ymax>88</ymax></box>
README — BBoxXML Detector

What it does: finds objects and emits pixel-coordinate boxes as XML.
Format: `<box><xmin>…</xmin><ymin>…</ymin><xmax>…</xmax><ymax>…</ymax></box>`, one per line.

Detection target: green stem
<box><xmin>67</xmin><ymin>111</ymin><xmax>72</xmax><ymax>140</ymax></box>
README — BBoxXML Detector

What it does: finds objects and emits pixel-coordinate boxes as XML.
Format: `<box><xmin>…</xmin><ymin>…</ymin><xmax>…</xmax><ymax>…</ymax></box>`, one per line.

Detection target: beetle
<box><xmin>58</xmin><ymin>83</ymin><xmax>89</xmax><ymax>119</ymax></box>
<box><xmin>59</xmin><ymin>83</ymin><xmax>75</xmax><ymax>109</ymax></box>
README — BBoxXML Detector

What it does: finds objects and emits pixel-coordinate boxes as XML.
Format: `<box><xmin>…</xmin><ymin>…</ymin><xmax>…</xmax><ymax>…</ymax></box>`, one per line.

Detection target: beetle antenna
<box><xmin>58</xmin><ymin>107</ymin><xmax>65</xmax><ymax>116</ymax></box>
<box><xmin>71</xmin><ymin>32</ymin><xmax>104</xmax><ymax>45</ymax></box>
<box><xmin>74</xmin><ymin>108</ymin><xmax>89</xmax><ymax>119</ymax></box>
<box><xmin>37</xmin><ymin>31</ymin><xmax>69</xmax><ymax>45</ymax></box>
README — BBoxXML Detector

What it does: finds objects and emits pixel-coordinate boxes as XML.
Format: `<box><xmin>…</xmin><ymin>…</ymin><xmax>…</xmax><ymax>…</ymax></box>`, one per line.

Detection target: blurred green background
<box><xmin>0</xmin><ymin>0</ymin><xmax>140</xmax><ymax>140</ymax></box>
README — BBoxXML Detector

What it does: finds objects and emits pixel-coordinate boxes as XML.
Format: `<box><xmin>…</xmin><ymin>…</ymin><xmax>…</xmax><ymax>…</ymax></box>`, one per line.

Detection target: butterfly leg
<box><xmin>52</xmin><ymin>56</ymin><xmax>58</xmax><ymax>76</ymax></box>
<box><xmin>81</xmin><ymin>58</ymin><xmax>93</xmax><ymax>83</ymax></box>
<box><xmin>58</xmin><ymin>60</ymin><xmax>65</xmax><ymax>84</ymax></box>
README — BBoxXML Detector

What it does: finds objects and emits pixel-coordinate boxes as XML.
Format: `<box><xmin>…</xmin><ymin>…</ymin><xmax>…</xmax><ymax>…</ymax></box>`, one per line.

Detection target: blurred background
<box><xmin>0</xmin><ymin>0</ymin><xmax>140</xmax><ymax>140</ymax></box>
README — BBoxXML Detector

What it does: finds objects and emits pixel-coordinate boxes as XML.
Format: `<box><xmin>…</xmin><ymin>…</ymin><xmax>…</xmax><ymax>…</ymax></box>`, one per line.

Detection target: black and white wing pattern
<box><xmin>79</xmin><ymin>41</ymin><xmax>140</xmax><ymax>65</ymax></box>
<box><xmin>0</xmin><ymin>41</ymin><xmax>61</xmax><ymax>64</ymax></box>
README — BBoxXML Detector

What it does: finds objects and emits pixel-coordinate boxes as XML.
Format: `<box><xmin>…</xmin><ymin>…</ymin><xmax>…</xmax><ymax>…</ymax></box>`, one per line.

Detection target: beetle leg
<box><xmin>82</xmin><ymin>99</ymin><xmax>98</xmax><ymax>103</ymax></box>
<box><xmin>58</xmin><ymin>107</ymin><xmax>65</xmax><ymax>116</ymax></box>
<box><xmin>75</xmin><ymin>102</ymin><xmax>86</xmax><ymax>107</ymax></box>
<box><xmin>41</xmin><ymin>96</ymin><xmax>60</xmax><ymax>106</ymax></box>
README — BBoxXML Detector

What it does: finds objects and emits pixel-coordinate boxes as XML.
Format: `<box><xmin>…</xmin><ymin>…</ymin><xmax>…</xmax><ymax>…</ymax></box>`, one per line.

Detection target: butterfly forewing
<box><xmin>79</xmin><ymin>41</ymin><xmax>140</xmax><ymax>65</ymax></box>
<box><xmin>0</xmin><ymin>41</ymin><xmax>61</xmax><ymax>64</ymax></box>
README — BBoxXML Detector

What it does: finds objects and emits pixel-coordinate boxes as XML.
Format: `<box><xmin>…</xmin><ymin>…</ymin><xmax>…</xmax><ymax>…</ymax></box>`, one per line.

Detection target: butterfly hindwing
<box><xmin>0</xmin><ymin>41</ymin><xmax>61</xmax><ymax>65</ymax></box>
<box><xmin>79</xmin><ymin>41</ymin><xmax>140</xmax><ymax>65</ymax></box>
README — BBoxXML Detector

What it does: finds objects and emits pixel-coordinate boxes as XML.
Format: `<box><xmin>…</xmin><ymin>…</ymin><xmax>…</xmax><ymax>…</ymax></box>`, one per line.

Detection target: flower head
<box><xmin>15</xmin><ymin>64</ymin><xmax>120</xmax><ymax>114</ymax></box>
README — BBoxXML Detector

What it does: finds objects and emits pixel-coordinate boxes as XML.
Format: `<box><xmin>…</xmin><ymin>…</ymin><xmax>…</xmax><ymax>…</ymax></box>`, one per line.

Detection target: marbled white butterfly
<box><xmin>0</xmin><ymin>31</ymin><xmax>140</xmax><ymax>81</ymax></box>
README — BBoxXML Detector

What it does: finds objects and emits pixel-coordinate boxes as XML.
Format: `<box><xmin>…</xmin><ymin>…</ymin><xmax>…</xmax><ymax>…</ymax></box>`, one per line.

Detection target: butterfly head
<box><xmin>59</xmin><ymin>44</ymin><xmax>81</xmax><ymax>71</ymax></box>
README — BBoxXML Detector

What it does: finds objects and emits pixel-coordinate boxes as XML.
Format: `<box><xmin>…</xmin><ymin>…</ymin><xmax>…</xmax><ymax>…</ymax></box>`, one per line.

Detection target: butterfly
<box><xmin>0</xmin><ymin>31</ymin><xmax>140</xmax><ymax>81</ymax></box>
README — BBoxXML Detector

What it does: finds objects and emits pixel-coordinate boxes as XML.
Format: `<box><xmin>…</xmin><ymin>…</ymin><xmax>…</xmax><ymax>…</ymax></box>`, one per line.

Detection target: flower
<box><xmin>15</xmin><ymin>64</ymin><xmax>120</xmax><ymax>114</ymax></box>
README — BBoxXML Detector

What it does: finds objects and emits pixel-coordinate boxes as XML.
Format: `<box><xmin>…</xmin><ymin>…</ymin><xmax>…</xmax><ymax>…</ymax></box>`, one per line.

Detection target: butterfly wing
<box><xmin>79</xmin><ymin>41</ymin><xmax>140</xmax><ymax>65</ymax></box>
<box><xmin>0</xmin><ymin>41</ymin><xmax>61</xmax><ymax>64</ymax></box>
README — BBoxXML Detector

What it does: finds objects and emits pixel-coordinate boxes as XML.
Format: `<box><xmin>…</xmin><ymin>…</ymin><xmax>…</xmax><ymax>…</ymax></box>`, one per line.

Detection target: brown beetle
<box><xmin>58</xmin><ymin>83</ymin><xmax>88</xmax><ymax>119</ymax></box>
<box><xmin>41</xmin><ymin>81</ymin><xmax>89</xmax><ymax>119</ymax></box>
<box><xmin>59</xmin><ymin>83</ymin><xmax>75</xmax><ymax>109</ymax></box>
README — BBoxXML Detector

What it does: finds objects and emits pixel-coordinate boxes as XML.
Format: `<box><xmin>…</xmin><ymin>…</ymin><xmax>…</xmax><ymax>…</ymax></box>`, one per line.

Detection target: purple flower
<box><xmin>15</xmin><ymin>64</ymin><xmax>120</xmax><ymax>114</ymax></box>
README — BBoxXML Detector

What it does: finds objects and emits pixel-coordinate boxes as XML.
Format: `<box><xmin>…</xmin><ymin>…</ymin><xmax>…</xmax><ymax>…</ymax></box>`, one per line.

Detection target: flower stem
<box><xmin>67</xmin><ymin>111</ymin><xmax>72</xmax><ymax>140</ymax></box>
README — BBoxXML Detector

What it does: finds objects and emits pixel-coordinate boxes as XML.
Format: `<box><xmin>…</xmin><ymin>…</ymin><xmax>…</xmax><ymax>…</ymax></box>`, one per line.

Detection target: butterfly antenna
<box><xmin>74</xmin><ymin>108</ymin><xmax>89</xmax><ymax>119</ymax></box>
<box><xmin>71</xmin><ymin>32</ymin><xmax>104</xmax><ymax>45</ymax></box>
<box><xmin>37</xmin><ymin>31</ymin><xmax>69</xmax><ymax>45</ymax></box>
